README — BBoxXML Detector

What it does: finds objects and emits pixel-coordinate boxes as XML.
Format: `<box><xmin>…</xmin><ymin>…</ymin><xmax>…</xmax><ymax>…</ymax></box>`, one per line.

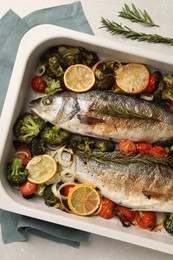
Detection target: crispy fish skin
<box><xmin>30</xmin><ymin>91</ymin><xmax>173</xmax><ymax>143</ymax></box>
<box><xmin>75</xmin><ymin>157</ymin><xmax>173</xmax><ymax>212</ymax></box>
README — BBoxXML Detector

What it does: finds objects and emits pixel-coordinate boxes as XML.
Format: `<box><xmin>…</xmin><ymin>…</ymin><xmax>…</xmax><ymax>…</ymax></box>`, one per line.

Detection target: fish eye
<box><xmin>42</xmin><ymin>97</ymin><xmax>52</xmax><ymax>105</ymax></box>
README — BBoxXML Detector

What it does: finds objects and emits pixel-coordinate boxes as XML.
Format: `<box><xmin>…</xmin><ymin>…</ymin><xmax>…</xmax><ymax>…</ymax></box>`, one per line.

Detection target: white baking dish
<box><xmin>1</xmin><ymin>24</ymin><xmax>173</xmax><ymax>255</ymax></box>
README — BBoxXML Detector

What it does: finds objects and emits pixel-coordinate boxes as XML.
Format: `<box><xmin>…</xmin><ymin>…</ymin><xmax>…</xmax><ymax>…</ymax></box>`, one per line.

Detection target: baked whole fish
<box><xmin>30</xmin><ymin>90</ymin><xmax>173</xmax><ymax>143</ymax></box>
<box><xmin>75</xmin><ymin>156</ymin><xmax>173</xmax><ymax>212</ymax></box>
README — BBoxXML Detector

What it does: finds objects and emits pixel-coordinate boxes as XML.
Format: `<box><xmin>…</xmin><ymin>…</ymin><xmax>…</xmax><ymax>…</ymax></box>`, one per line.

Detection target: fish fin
<box><xmin>77</xmin><ymin>114</ymin><xmax>105</xmax><ymax>125</ymax></box>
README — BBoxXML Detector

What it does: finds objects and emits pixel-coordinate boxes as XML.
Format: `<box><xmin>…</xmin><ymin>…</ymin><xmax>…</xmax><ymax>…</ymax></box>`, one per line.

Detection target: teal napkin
<box><xmin>0</xmin><ymin>1</ymin><xmax>93</xmax><ymax>247</ymax></box>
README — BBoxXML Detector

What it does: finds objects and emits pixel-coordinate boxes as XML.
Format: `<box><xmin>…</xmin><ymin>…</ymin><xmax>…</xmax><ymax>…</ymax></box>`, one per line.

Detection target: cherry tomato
<box><xmin>136</xmin><ymin>142</ymin><xmax>153</xmax><ymax>155</ymax></box>
<box><xmin>116</xmin><ymin>205</ymin><xmax>136</xmax><ymax>222</ymax></box>
<box><xmin>150</xmin><ymin>146</ymin><xmax>169</xmax><ymax>158</ymax></box>
<box><xmin>15</xmin><ymin>146</ymin><xmax>32</xmax><ymax>166</ymax></box>
<box><xmin>144</xmin><ymin>75</ymin><xmax>157</xmax><ymax>93</ymax></box>
<box><xmin>169</xmin><ymin>101</ymin><xmax>173</xmax><ymax>112</ymax></box>
<box><xmin>19</xmin><ymin>181</ymin><xmax>37</xmax><ymax>195</ymax></box>
<box><xmin>31</xmin><ymin>76</ymin><xmax>47</xmax><ymax>93</ymax></box>
<box><xmin>135</xmin><ymin>211</ymin><xmax>156</xmax><ymax>229</ymax></box>
<box><xmin>63</xmin><ymin>185</ymin><xmax>75</xmax><ymax>196</ymax></box>
<box><xmin>118</xmin><ymin>139</ymin><xmax>137</xmax><ymax>156</ymax></box>
<box><xmin>99</xmin><ymin>197</ymin><xmax>116</xmax><ymax>219</ymax></box>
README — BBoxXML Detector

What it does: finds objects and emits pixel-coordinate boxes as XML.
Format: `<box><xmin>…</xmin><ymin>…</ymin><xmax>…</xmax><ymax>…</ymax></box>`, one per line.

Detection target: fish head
<box><xmin>30</xmin><ymin>95</ymin><xmax>64</xmax><ymax>124</ymax></box>
<box><xmin>30</xmin><ymin>93</ymin><xmax>80</xmax><ymax>125</ymax></box>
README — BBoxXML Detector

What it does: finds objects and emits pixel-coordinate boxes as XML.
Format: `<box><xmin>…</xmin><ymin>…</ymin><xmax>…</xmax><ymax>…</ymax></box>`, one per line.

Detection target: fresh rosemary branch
<box><xmin>100</xmin><ymin>18</ymin><xmax>173</xmax><ymax>46</ymax></box>
<box><xmin>118</xmin><ymin>3</ymin><xmax>159</xmax><ymax>27</ymax></box>
<box><xmin>78</xmin><ymin>150</ymin><xmax>173</xmax><ymax>167</ymax></box>
<box><xmin>99</xmin><ymin>103</ymin><xmax>159</xmax><ymax>122</ymax></box>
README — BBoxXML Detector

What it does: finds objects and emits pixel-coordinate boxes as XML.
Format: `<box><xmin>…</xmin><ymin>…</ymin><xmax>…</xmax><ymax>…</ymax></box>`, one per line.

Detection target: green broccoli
<box><xmin>45</xmin><ymin>79</ymin><xmax>63</xmax><ymax>96</ymax></box>
<box><xmin>42</xmin><ymin>75</ymin><xmax>63</xmax><ymax>96</ymax></box>
<box><xmin>40</xmin><ymin>125</ymin><xmax>71</xmax><ymax>146</ymax></box>
<box><xmin>34</xmin><ymin>184</ymin><xmax>46</xmax><ymax>197</ymax></box>
<box><xmin>93</xmin><ymin>139</ymin><xmax>115</xmax><ymax>152</ymax></box>
<box><xmin>163</xmin><ymin>213</ymin><xmax>173</xmax><ymax>234</ymax></box>
<box><xmin>69</xmin><ymin>134</ymin><xmax>94</xmax><ymax>154</ymax></box>
<box><xmin>80</xmin><ymin>48</ymin><xmax>99</xmax><ymax>66</ymax></box>
<box><xmin>30</xmin><ymin>138</ymin><xmax>46</xmax><ymax>156</ymax></box>
<box><xmin>162</xmin><ymin>88</ymin><xmax>173</xmax><ymax>101</ymax></box>
<box><xmin>13</xmin><ymin>112</ymin><xmax>46</xmax><ymax>144</ymax></box>
<box><xmin>94</xmin><ymin>63</ymin><xmax>114</xmax><ymax>90</ymax></box>
<box><xmin>43</xmin><ymin>184</ymin><xmax>60</xmax><ymax>207</ymax></box>
<box><xmin>6</xmin><ymin>158</ymin><xmax>29</xmax><ymax>186</ymax></box>
<box><xmin>47</xmin><ymin>55</ymin><xmax>64</xmax><ymax>77</ymax></box>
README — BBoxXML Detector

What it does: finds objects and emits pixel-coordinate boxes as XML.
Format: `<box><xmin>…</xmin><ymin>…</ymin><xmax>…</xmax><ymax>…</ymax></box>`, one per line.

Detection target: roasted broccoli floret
<box><xmin>163</xmin><ymin>213</ymin><xmax>173</xmax><ymax>234</ymax></box>
<box><xmin>69</xmin><ymin>134</ymin><xmax>94</xmax><ymax>154</ymax></box>
<box><xmin>93</xmin><ymin>139</ymin><xmax>115</xmax><ymax>152</ymax></box>
<box><xmin>162</xmin><ymin>88</ymin><xmax>173</xmax><ymax>101</ymax></box>
<box><xmin>6</xmin><ymin>158</ymin><xmax>29</xmax><ymax>186</ymax></box>
<box><xmin>94</xmin><ymin>63</ymin><xmax>114</xmax><ymax>90</ymax></box>
<box><xmin>30</xmin><ymin>138</ymin><xmax>46</xmax><ymax>156</ymax></box>
<box><xmin>43</xmin><ymin>184</ymin><xmax>60</xmax><ymax>207</ymax></box>
<box><xmin>34</xmin><ymin>184</ymin><xmax>46</xmax><ymax>197</ymax></box>
<box><xmin>40</xmin><ymin>125</ymin><xmax>71</xmax><ymax>146</ymax></box>
<box><xmin>80</xmin><ymin>48</ymin><xmax>99</xmax><ymax>66</ymax></box>
<box><xmin>44</xmin><ymin>78</ymin><xmax>63</xmax><ymax>96</ymax></box>
<box><xmin>13</xmin><ymin>112</ymin><xmax>46</xmax><ymax>144</ymax></box>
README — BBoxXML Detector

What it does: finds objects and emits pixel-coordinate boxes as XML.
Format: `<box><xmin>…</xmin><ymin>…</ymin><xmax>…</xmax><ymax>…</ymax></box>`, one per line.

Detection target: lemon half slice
<box><xmin>116</xmin><ymin>63</ymin><xmax>150</xmax><ymax>94</ymax></box>
<box><xmin>64</xmin><ymin>64</ymin><xmax>95</xmax><ymax>92</ymax></box>
<box><xmin>26</xmin><ymin>154</ymin><xmax>58</xmax><ymax>184</ymax></box>
<box><xmin>67</xmin><ymin>183</ymin><xmax>101</xmax><ymax>216</ymax></box>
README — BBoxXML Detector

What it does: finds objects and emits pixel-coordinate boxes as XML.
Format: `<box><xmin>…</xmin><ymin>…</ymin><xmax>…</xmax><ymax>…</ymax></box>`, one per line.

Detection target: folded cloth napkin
<box><xmin>0</xmin><ymin>1</ymin><xmax>93</xmax><ymax>247</ymax></box>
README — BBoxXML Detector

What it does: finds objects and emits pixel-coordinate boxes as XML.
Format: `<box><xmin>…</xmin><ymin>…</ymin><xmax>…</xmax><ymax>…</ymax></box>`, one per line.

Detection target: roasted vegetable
<box><xmin>34</xmin><ymin>184</ymin><xmax>46</xmax><ymax>197</ymax></box>
<box><xmin>163</xmin><ymin>213</ymin><xmax>173</xmax><ymax>234</ymax></box>
<box><xmin>6</xmin><ymin>158</ymin><xmax>29</xmax><ymax>186</ymax></box>
<box><xmin>40</xmin><ymin>124</ymin><xmax>71</xmax><ymax>146</ymax></box>
<box><xmin>13</xmin><ymin>112</ymin><xmax>46</xmax><ymax>144</ymax></box>
<box><xmin>43</xmin><ymin>75</ymin><xmax>63</xmax><ymax>95</ymax></box>
<box><xmin>93</xmin><ymin>139</ymin><xmax>115</xmax><ymax>152</ymax></box>
<box><xmin>94</xmin><ymin>63</ymin><xmax>114</xmax><ymax>90</ymax></box>
<box><xmin>162</xmin><ymin>87</ymin><xmax>173</xmax><ymax>101</ymax></box>
<box><xmin>43</xmin><ymin>185</ymin><xmax>60</xmax><ymax>207</ymax></box>
<box><xmin>69</xmin><ymin>134</ymin><xmax>94</xmax><ymax>154</ymax></box>
<box><xmin>69</xmin><ymin>134</ymin><xmax>115</xmax><ymax>153</ymax></box>
<box><xmin>30</xmin><ymin>138</ymin><xmax>46</xmax><ymax>156</ymax></box>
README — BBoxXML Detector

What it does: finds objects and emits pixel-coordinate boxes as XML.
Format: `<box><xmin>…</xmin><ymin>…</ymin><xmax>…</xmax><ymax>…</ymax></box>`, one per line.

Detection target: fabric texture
<box><xmin>0</xmin><ymin>1</ymin><xmax>93</xmax><ymax>247</ymax></box>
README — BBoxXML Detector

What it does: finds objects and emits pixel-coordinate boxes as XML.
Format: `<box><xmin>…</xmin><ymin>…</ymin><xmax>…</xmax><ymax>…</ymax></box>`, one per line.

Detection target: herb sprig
<box><xmin>100</xmin><ymin>18</ymin><xmax>173</xmax><ymax>46</ymax></box>
<box><xmin>78</xmin><ymin>150</ymin><xmax>173</xmax><ymax>167</ymax></box>
<box><xmin>118</xmin><ymin>4</ymin><xmax>159</xmax><ymax>27</ymax></box>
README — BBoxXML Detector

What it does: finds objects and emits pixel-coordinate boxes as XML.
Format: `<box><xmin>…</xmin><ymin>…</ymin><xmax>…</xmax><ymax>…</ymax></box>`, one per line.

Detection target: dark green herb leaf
<box><xmin>118</xmin><ymin>3</ymin><xmax>159</xmax><ymax>27</ymax></box>
<box><xmin>100</xmin><ymin>18</ymin><xmax>173</xmax><ymax>46</ymax></box>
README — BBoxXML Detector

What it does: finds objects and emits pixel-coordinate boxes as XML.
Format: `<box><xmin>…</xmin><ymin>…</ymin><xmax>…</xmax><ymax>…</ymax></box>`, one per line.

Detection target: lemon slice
<box><xmin>26</xmin><ymin>154</ymin><xmax>58</xmax><ymax>184</ymax></box>
<box><xmin>116</xmin><ymin>63</ymin><xmax>150</xmax><ymax>94</ymax></box>
<box><xmin>67</xmin><ymin>183</ymin><xmax>101</xmax><ymax>216</ymax></box>
<box><xmin>63</xmin><ymin>64</ymin><xmax>95</xmax><ymax>92</ymax></box>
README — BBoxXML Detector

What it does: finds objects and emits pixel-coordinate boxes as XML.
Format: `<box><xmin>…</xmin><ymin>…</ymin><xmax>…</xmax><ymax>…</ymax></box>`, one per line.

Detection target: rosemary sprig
<box><xmin>118</xmin><ymin>3</ymin><xmax>159</xmax><ymax>27</ymax></box>
<box><xmin>99</xmin><ymin>103</ymin><xmax>158</xmax><ymax>122</ymax></box>
<box><xmin>78</xmin><ymin>150</ymin><xmax>173</xmax><ymax>167</ymax></box>
<box><xmin>100</xmin><ymin>18</ymin><xmax>173</xmax><ymax>46</ymax></box>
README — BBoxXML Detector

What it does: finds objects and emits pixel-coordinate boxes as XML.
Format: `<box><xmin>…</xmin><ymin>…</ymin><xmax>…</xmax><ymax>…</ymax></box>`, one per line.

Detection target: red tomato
<box><xmin>135</xmin><ymin>211</ymin><xmax>156</xmax><ymax>229</ymax></box>
<box><xmin>99</xmin><ymin>197</ymin><xmax>116</xmax><ymax>219</ymax></box>
<box><xmin>144</xmin><ymin>75</ymin><xmax>156</xmax><ymax>93</ymax></box>
<box><xmin>15</xmin><ymin>146</ymin><xmax>32</xmax><ymax>166</ymax></box>
<box><xmin>150</xmin><ymin>146</ymin><xmax>169</xmax><ymax>158</ymax></box>
<box><xmin>63</xmin><ymin>185</ymin><xmax>75</xmax><ymax>196</ymax></box>
<box><xmin>118</xmin><ymin>139</ymin><xmax>137</xmax><ymax>156</ymax></box>
<box><xmin>136</xmin><ymin>142</ymin><xmax>153</xmax><ymax>155</ymax></box>
<box><xmin>169</xmin><ymin>101</ymin><xmax>173</xmax><ymax>112</ymax></box>
<box><xmin>116</xmin><ymin>205</ymin><xmax>136</xmax><ymax>222</ymax></box>
<box><xmin>19</xmin><ymin>181</ymin><xmax>37</xmax><ymax>195</ymax></box>
<box><xmin>31</xmin><ymin>76</ymin><xmax>47</xmax><ymax>93</ymax></box>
